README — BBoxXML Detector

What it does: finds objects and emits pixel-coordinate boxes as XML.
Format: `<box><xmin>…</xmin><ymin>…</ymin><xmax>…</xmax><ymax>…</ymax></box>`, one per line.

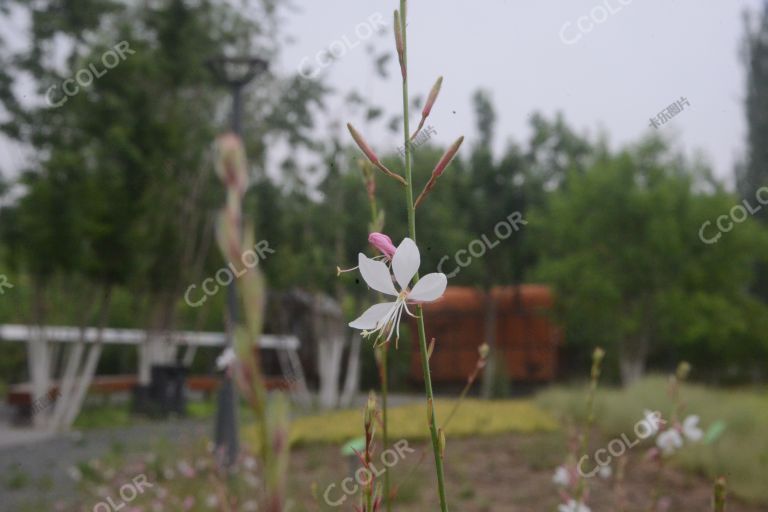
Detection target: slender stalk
<box><xmin>397</xmin><ymin>2</ymin><xmax>449</xmax><ymax>510</ymax></box>
<box><xmin>391</xmin><ymin>346</ymin><xmax>487</xmax><ymax>499</ymax></box>
<box><xmin>364</xmin><ymin>165</ymin><xmax>391</xmax><ymax>511</ymax></box>
<box><xmin>575</xmin><ymin>347</ymin><xmax>604</xmax><ymax>502</ymax></box>
<box><xmin>380</xmin><ymin>347</ymin><xmax>391</xmax><ymax>512</ymax></box>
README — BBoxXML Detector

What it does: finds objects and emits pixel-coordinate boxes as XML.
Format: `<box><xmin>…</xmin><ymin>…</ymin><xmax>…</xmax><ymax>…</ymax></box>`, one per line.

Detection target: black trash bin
<box><xmin>131</xmin><ymin>364</ymin><xmax>187</xmax><ymax>417</ymax></box>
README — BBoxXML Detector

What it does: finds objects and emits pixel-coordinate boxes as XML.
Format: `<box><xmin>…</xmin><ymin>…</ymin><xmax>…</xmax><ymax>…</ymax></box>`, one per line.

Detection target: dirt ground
<box><xmin>289</xmin><ymin>432</ymin><xmax>768</xmax><ymax>512</ymax></box>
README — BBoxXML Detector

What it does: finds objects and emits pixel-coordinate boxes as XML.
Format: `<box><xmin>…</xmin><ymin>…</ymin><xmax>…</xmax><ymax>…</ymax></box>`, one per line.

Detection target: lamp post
<box><xmin>207</xmin><ymin>55</ymin><xmax>268</xmax><ymax>468</ymax></box>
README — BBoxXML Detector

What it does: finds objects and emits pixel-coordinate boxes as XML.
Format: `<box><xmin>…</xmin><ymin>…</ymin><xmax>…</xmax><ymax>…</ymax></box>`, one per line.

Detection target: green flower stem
<box><xmin>576</xmin><ymin>349</ymin><xmax>603</xmax><ymax>502</ymax></box>
<box><xmin>366</xmin><ymin>173</ymin><xmax>391</xmax><ymax>511</ymax></box>
<box><xmin>398</xmin><ymin>2</ymin><xmax>449</xmax><ymax>510</ymax></box>
<box><xmin>380</xmin><ymin>347</ymin><xmax>391</xmax><ymax>511</ymax></box>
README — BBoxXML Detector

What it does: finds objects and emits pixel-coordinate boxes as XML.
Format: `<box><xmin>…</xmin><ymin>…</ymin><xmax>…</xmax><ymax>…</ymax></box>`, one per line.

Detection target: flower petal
<box><xmin>408</xmin><ymin>273</ymin><xmax>447</xmax><ymax>302</ymax></box>
<box><xmin>358</xmin><ymin>253</ymin><xmax>398</xmax><ymax>296</ymax></box>
<box><xmin>349</xmin><ymin>302</ymin><xmax>398</xmax><ymax>329</ymax></box>
<box><xmin>392</xmin><ymin>237</ymin><xmax>420</xmax><ymax>289</ymax></box>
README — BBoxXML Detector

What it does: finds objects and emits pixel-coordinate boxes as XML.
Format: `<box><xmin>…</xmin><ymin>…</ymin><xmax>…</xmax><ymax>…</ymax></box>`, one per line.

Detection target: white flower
<box><xmin>66</xmin><ymin>466</ymin><xmax>82</xmax><ymax>482</ymax></box>
<box><xmin>656</xmin><ymin>429</ymin><xmax>683</xmax><ymax>455</ymax></box>
<box><xmin>349</xmin><ymin>238</ymin><xmax>447</xmax><ymax>343</ymax></box>
<box><xmin>552</xmin><ymin>465</ymin><xmax>571</xmax><ymax>487</ymax></box>
<box><xmin>598</xmin><ymin>464</ymin><xmax>612</xmax><ymax>479</ymax></box>
<box><xmin>216</xmin><ymin>347</ymin><xmax>237</xmax><ymax>371</ymax></box>
<box><xmin>641</xmin><ymin>409</ymin><xmax>664</xmax><ymax>437</ymax></box>
<box><xmin>682</xmin><ymin>415</ymin><xmax>703</xmax><ymax>442</ymax></box>
<box><xmin>243</xmin><ymin>455</ymin><xmax>257</xmax><ymax>471</ymax></box>
<box><xmin>558</xmin><ymin>500</ymin><xmax>591</xmax><ymax>512</ymax></box>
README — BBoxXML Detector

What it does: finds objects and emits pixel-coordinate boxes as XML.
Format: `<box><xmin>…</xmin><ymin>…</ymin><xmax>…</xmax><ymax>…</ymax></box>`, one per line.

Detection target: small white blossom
<box><xmin>558</xmin><ymin>500</ymin><xmax>591</xmax><ymax>512</ymax></box>
<box><xmin>656</xmin><ymin>429</ymin><xmax>683</xmax><ymax>455</ymax></box>
<box><xmin>598</xmin><ymin>464</ymin><xmax>612</xmax><ymax>479</ymax></box>
<box><xmin>216</xmin><ymin>347</ymin><xmax>237</xmax><ymax>371</ymax></box>
<box><xmin>66</xmin><ymin>466</ymin><xmax>82</xmax><ymax>482</ymax></box>
<box><xmin>642</xmin><ymin>409</ymin><xmax>664</xmax><ymax>437</ymax></box>
<box><xmin>552</xmin><ymin>465</ymin><xmax>571</xmax><ymax>487</ymax></box>
<box><xmin>349</xmin><ymin>238</ymin><xmax>447</xmax><ymax>343</ymax></box>
<box><xmin>682</xmin><ymin>415</ymin><xmax>703</xmax><ymax>442</ymax></box>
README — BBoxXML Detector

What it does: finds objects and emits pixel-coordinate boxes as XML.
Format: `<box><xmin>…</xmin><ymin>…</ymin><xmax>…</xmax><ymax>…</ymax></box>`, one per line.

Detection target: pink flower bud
<box><xmin>368</xmin><ymin>232</ymin><xmax>396</xmax><ymax>259</ymax></box>
<box><xmin>432</xmin><ymin>135</ymin><xmax>464</xmax><ymax>179</ymax></box>
<box><xmin>347</xmin><ymin>123</ymin><xmax>380</xmax><ymax>165</ymax></box>
<box><xmin>414</xmin><ymin>136</ymin><xmax>464</xmax><ymax>208</ymax></box>
<box><xmin>394</xmin><ymin>10</ymin><xmax>406</xmax><ymax>79</ymax></box>
<box><xmin>422</xmin><ymin>76</ymin><xmax>443</xmax><ymax>119</ymax></box>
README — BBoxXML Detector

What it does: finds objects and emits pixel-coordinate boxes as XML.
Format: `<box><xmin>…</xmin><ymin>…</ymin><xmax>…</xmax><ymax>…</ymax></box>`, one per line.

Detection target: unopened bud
<box><xmin>478</xmin><ymin>343</ymin><xmax>490</xmax><ymax>360</ymax></box>
<box><xmin>592</xmin><ymin>347</ymin><xmax>605</xmax><ymax>364</ymax></box>
<box><xmin>394</xmin><ymin>10</ymin><xmax>405</xmax><ymax>79</ymax></box>
<box><xmin>414</xmin><ymin>136</ymin><xmax>464</xmax><ymax>208</ymax></box>
<box><xmin>713</xmin><ymin>477</ymin><xmax>727</xmax><ymax>512</ymax></box>
<box><xmin>348</xmin><ymin>123</ymin><xmax>380</xmax><ymax>165</ymax></box>
<box><xmin>422</xmin><ymin>76</ymin><xmax>443</xmax><ymax>119</ymax></box>
<box><xmin>676</xmin><ymin>361</ymin><xmax>691</xmax><ymax>381</ymax></box>
<box><xmin>427</xmin><ymin>337</ymin><xmax>436</xmax><ymax>361</ymax></box>
<box><xmin>438</xmin><ymin>428</ymin><xmax>446</xmax><ymax>459</ymax></box>
<box><xmin>365</xmin><ymin>391</ymin><xmax>377</xmax><ymax>427</ymax></box>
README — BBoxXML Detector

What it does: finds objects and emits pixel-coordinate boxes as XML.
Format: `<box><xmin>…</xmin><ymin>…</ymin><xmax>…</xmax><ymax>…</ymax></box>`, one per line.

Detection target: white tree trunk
<box><xmin>60</xmin><ymin>341</ymin><xmax>103</xmax><ymax>429</ymax></box>
<box><xmin>619</xmin><ymin>334</ymin><xmax>649</xmax><ymax>387</ymax></box>
<box><xmin>339</xmin><ymin>333</ymin><xmax>361</xmax><ymax>408</ymax></box>
<box><xmin>46</xmin><ymin>334</ymin><xmax>85</xmax><ymax>432</ymax></box>
<box><xmin>27</xmin><ymin>326</ymin><xmax>50</xmax><ymax>428</ymax></box>
<box><xmin>317</xmin><ymin>336</ymin><xmax>344</xmax><ymax>409</ymax></box>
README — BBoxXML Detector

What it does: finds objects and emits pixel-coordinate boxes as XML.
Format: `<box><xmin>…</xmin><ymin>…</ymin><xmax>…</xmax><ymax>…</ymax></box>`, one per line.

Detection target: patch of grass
<box><xmin>458</xmin><ymin>483</ymin><xmax>476</xmax><ymax>500</ymax></box>
<box><xmin>270</xmin><ymin>399</ymin><xmax>557</xmax><ymax>448</ymax></box>
<box><xmin>536</xmin><ymin>376</ymin><xmax>768</xmax><ymax>504</ymax></box>
<box><xmin>70</xmin><ymin>398</ymin><xmax>254</xmax><ymax>430</ymax></box>
<box><xmin>72</xmin><ymin>404</ymin><xmax>132</xmax><ymax>430</ymax></box>
<box><xmin>518</xmin><ymin>431</ymin><xmax>567</xmax><ymax>471</ymax></box>
<box><xmin>4</xmin><ymin>465</ymin><xmax>29</xmax><ymax>490</ymax></box>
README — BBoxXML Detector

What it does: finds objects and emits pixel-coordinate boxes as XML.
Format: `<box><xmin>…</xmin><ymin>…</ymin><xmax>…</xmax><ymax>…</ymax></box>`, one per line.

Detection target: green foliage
<box><xmin>530</xmin><ymin>138</ymin><xmax>768</xmax><ymax>381</ymax></box>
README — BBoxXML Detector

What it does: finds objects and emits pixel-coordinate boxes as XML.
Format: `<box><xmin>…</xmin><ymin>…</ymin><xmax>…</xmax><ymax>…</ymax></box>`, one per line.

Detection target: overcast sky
<box><xmin>1</xmin><ymin>0</ymin><xmax>763</xmax><ymax>185</ymax></box>
<box><xmin>274</xmin><ymin>0</ymin><xmax>762</xmax><ymax>184</ymax></box>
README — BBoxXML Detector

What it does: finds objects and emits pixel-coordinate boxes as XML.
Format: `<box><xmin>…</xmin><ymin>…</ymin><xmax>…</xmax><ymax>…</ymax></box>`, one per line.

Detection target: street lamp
<box><xmin>207</xmin><ymin>54</ymin><xmax>268</xmax><ymax>468</ymax></box>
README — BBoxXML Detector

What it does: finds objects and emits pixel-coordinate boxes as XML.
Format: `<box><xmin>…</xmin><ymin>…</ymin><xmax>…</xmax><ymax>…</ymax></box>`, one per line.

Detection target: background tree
<box><xmin>533</xmin><ymin>138</ymin><xmax>768</xmax><ymax>385</ymax></box>
<box><xmin>739</xmin><ymin>2</ymin><xmax>768</xmax><ymax>304</ymax></box>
